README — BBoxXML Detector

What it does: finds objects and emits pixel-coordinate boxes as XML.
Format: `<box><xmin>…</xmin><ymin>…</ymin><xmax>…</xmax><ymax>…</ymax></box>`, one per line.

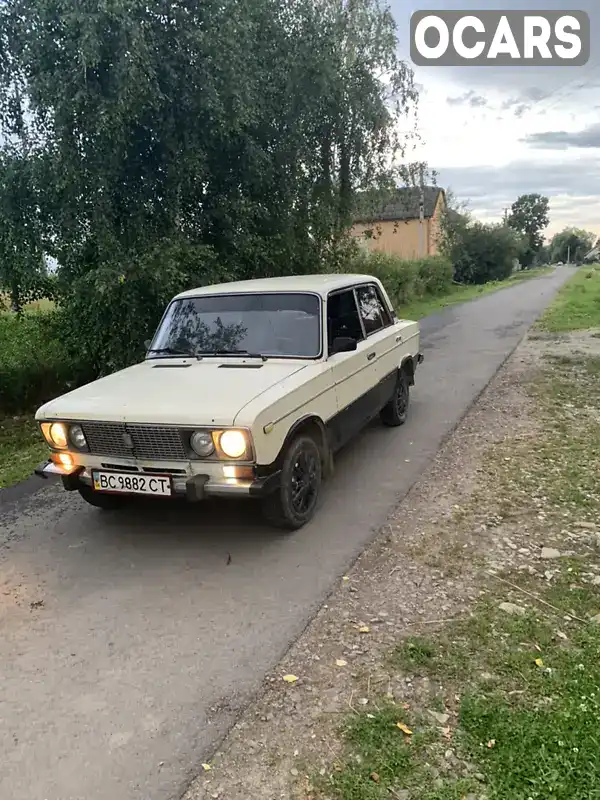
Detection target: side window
<box><xmin>355</xmin><ymin>284</ymin><xmax>391</xmax><ymax>336</ymax></box>
<box><xmin>327</xmin><ymin>290</ymin><xmax>364</xmax><ymax>350</ymax></box>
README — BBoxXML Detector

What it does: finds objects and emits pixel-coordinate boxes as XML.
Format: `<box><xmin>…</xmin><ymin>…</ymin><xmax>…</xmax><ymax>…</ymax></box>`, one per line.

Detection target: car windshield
<box><xmin>149</xmin><ymin>292</ymin><xmax>321</xmax><ymax>359</ymax></box>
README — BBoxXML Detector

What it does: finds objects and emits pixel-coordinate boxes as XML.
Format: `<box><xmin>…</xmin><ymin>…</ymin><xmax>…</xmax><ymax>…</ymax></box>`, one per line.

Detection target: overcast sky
<box><xmin>390</xmin><ymin>0</ymin><xmax>599</xmax><ymax>238</ymax></box>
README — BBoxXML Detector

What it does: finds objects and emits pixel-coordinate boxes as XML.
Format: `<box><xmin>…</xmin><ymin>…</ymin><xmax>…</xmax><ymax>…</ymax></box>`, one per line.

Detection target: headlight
<box><xmin>219</xmin><ymin>430</ymin><xmax>247</xmax><ymax>459</ymax></box>
<box><xmin>47</xmin><ymin>422</ymin><xmax>68</xmax><ymax>449</ymax></box>
<box><xmin>69</xmin><ymin>424</ymin><xmax>87</xmax><ymax>450</ymax></box>
<box><xmin>190</xmin><ymin>430</ymin><xmax>215</xmax><ymax>458</ymax></box>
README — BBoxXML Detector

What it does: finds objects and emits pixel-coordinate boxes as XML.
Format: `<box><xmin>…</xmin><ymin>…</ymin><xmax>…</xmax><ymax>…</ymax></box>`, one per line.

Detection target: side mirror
<box><xmin>144</xmin><ymin>339</ymin><xmax>152</xmax><ymax>351</ymax></box>
<box><xmin>331</xmin><ymin>336</ymin><xmax>358</xmax><ymax>354</ymax></box>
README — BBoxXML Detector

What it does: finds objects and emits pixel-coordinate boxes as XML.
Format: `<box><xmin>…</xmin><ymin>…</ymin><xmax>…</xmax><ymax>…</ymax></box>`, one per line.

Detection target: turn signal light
<box><xmin>50</xmin><ymin>452</ymin><xmax>76</xmax><ymax>472</ymax></box>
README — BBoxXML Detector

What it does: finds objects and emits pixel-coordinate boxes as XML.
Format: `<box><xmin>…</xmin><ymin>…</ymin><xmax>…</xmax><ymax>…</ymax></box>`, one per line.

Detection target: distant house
<box><xmin>584</xmin><ymin>244</ymin><xmax>600</xmax><ymax>263</ymax></box>
<box><xmin>351</xmin><ymin>186</ymin><xmax>447</xmax><ymax>260</ymax></box>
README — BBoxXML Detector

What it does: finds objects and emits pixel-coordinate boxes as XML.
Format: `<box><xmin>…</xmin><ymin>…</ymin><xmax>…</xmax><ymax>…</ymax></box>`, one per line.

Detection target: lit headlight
<box><xmin>70</xmin><ymin>424</ymin><xmax>87</xmax><ymax>450</ymax></box>
<box><xmin>190</xmin><ymin>430</ymin><xmax>215</xmax><ymax>457</ymax></box>
<box><xmin>219</xmin><ymin>430</ymin><xmax>247</xmax><ymax>459</ymax></box>
<box><xmin>43</xmin><ymin>422</ymin><xmax>68</xmax><ymax>449</ymax></box>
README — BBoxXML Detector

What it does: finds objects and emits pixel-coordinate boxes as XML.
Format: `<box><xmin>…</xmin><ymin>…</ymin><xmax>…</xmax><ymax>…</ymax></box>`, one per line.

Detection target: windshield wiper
<box><xmin>197</xmin><ymin>349</ymin><xmax>268</xmax><ymax>361</ymax></box>
<box><xmin>147</xmin><ymin>347</ymin><xmax>200</xmax><ymax>360</ymax></box>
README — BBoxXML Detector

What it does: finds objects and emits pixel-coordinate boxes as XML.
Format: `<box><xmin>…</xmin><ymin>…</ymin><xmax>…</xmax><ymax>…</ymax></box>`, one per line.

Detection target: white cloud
<box><xmin>436</xmin><ymin>155</ymin><xmax>600</xmax><ymax>237</ymax></box>
<box><xmin>391</xmin><ymin>0</ymin><xmax>600</xmax><ymax>237</ymax></box>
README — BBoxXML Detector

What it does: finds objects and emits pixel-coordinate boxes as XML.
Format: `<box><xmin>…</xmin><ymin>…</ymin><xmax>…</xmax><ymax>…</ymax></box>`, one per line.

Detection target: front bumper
<box><xmin>34</xmin><ymin>460</ymin><xmax>280</xmax><ymax>500</ymax></box>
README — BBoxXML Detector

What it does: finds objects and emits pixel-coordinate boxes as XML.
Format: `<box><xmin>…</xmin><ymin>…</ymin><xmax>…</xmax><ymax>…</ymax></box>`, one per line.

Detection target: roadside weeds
<box><xmin>0</xmin><ymin>415</ymin><xmax>46</xmax><ymax>489</ymax></box>
<box><xmin>535</xmin><ymin>264</ymin><xmax>600</xmax><ymax>333</ymax></box>
<box><xmin>184</xmin><ymin>302</ymin><xmax>600</xmax><ymax>797</ymax></box>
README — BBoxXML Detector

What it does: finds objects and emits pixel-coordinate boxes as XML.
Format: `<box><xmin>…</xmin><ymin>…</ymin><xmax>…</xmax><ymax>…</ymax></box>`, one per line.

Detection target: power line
<box><xmin>527</xmin><ymin>63</ymin><xmax>600</xmax><ymax>116</ymax></box>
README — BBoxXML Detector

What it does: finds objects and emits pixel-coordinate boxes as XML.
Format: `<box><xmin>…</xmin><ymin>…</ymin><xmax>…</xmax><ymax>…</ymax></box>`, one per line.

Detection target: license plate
<box><xmin>92</xmin><ymin>470</ymin><xmax>173</xmax><ymax>497</ymax></box>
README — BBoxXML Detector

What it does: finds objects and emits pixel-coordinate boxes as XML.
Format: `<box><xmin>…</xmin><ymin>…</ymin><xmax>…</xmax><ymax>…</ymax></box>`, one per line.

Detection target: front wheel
<box><xmin>261</xmin><ymin>435</ymin><xmax>323</xmax><ymax>530</ymax></box>
<box><xmin>78</xmin><ymin>485</ymin><xmax>129</xmax><ymax>510</ymax></box>
<box><xmin>380</xmin><ymin>371</ymin><xmax>410</xmax><ymax>427</ymax></box>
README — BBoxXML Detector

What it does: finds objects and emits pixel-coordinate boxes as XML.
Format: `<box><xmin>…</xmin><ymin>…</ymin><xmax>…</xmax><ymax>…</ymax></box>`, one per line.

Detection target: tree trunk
<box><xmin>10</xmin><ymin>283</ymin><xmax>22</xmax><ymax>314</ymax></box>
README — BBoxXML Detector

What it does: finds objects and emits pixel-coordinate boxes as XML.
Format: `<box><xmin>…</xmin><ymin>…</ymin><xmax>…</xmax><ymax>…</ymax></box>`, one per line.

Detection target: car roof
<box><xmin>174</xmin><ymin>273</ymin><xmax>380</xmax><ymax>300</ymax></box>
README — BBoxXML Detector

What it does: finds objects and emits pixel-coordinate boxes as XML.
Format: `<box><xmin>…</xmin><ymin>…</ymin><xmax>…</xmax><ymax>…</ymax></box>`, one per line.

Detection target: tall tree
<box><xmin>507</xmin><ymin>193</ymin><xmax>549</xmax><ymax>267</ymax></box>
<box><xmin>0</xmin><ymin>0</ymin><xmax>420</xmax><ymax>368</ymax></box>
<box><xmin>0</xmin><ymin>0</ymin><xmax>418</xmax><ymax>269</ymax></box>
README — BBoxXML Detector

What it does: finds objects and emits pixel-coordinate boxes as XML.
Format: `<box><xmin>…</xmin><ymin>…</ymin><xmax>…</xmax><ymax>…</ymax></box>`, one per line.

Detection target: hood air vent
<box><xmin>151</xmin><ymin>363</ymin><xmax>192</xmax><ymax>368</ymax></box>
<box><xmin>218</xmin><ymin>363</ymin><xmax>264</xmax><ymax>369</ymax></box>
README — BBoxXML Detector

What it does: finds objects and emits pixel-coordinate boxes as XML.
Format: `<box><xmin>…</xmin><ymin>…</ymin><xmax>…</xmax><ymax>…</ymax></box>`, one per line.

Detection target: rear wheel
<box><xmin>380</xmin><ymin>370</ymin><xmax>410</xmax><ymax>427</ymax></box>
<box><xmin>262</xmin><ymin>434</ymin><xmax>322</xmax><ymax>530</ymax></box>
<box><xmin>78</xmin><ymin>485</ymin><xmax>129</xmax><ymax>510</ymax></box>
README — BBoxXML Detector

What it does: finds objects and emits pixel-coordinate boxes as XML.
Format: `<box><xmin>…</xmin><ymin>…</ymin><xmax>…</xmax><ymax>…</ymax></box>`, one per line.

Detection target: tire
<box><xmin>78</xmin><ymin>485</ymin><xmax>129</xmax><ymax>510</ymax></box>
<box><xmin>262</xmin><ymin>434</ymin><xmax>323</xmax><ymax>530</ymax></box>
<box><xmin>380</xmin><ymin>370</ymin><xmax>410</xmax><ymax>427</ymax></box>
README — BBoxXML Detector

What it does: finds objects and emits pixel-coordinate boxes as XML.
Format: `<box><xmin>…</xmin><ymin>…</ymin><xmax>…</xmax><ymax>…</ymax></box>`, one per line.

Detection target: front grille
<box><xmin>128</xmin><ymin>424</ymin><xmax>188</xmax><ymax>460</ymax></box>
<box><xmin>82</xmin><ymin>422</ymin><xmax>129</xmax><ymax>457</ymax></box>
<box><xmin>80</xmin><ymin>422</ymin><xmax>189</xmax><ymax>461</ymax></box>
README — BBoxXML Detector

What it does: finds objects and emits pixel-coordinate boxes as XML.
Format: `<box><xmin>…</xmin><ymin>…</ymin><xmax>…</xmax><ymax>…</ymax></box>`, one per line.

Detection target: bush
<box><xmin>343</xmin><ymin>251</ymin><xmax>453</xmax><ymax>306</ymax></box>
<box><xmin>440</xmin><ymin>216</ymin><xmax>526</xmax><ymax>285</ymax></box>
<box><xmin>55</xmin><ymin>238</ymin><xmax>224</xmax><ymax>376</ymax></box>
<box><xmin>414</xmin><ymin>255</ymin><xmax>454</xmax><ymax>295</ymax></box>
<box><xmin>0</xmin><ymin>310</ymin><xmax>82</xmax><ymax>414</ymax></box>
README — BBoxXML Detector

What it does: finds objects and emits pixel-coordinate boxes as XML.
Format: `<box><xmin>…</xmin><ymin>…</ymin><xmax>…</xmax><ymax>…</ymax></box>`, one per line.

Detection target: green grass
<box><xmin>0</xmin><ymin>415</ymin><xmax>47</xmax><ymax>488</ymax></box>
<box><xmin>397</xmin><ymin>267</ymin><xmax>554</xmax><ymax>320</ymax></box>
<box><xmin>317</xmin><ymin>306</ymin><xmax>600</xmax><ymax>799</ymax></box>
<box><xmin>394</xmin><ymin>575</ymin><xmax>600</xmax><ymax>800</ymax></box>
<box><xmin>321</xmin><ymin>702</ymin><xmax>480</xmax><ymax>800</ymax></box>
<box><xmin>323</xmin><ymin>568</ymin><xmax>600</xmax><ymax>800</ymax></box>
<box><xmin>536</xmin><ymin>266</ymin><xmax>600</xmax><ymax>332</ymax></box>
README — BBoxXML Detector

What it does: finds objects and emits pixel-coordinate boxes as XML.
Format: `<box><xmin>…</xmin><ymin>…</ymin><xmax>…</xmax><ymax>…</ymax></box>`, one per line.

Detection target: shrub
<box><xmin>415</xmin><ymin>255</ymin><xmax>454</xmax><ymax>295</ymax></box>
<box><xmin>55</xmin><ymin>238</ymin><xmax>224</xmax><ymax>376</ymax></box>
<box><xmin>440</xmin><ymin>215</ymin><xmax>526</xmax><ymax>285</ymax></box>
<box><xmin>342</xmin><ymin>250</ymin><xmax>453</xmax><ymax>306</ymax></box>
<box><xmin>0</xmin><ymin>310</ymin><xmax>83</xmax><ymax>414</ymax></box>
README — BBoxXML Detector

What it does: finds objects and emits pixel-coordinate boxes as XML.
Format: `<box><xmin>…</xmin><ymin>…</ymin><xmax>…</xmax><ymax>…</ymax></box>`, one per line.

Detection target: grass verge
<box><xmin>398</xmin><ymin>267</ymin><xmax>553</xmax><ymax>320</ymax></box>
<box><xmin>536</xmin><ymin>265</ymin><xmax>600</xmax><ymax>332</ymax></box>
<box><xmin>318</xmin><ymin>288</ymin><xmax>600</xmax><ymax>800</ymax></box>
<box><xmin>0</xmin><ymin>415</ymin><xmax>47</xmax><ymax>489</ymax></box>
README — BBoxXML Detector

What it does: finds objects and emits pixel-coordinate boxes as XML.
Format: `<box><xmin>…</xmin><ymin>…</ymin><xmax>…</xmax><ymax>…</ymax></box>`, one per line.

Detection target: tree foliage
<box><xmin>0</xmin><ymin>0</ymin><xmax>419</xmax><ymax>268</ymax></box>
<box><xmin>0</xmin><ymin>149</ymin><xmax>49</xmax><ymax>312</ymax></box>
<box><xmin>0</xmin><ymin>0</ymin><xmax>420</xmax><ymax>368</ymax></box>
<box><xmin>440</xmin><ymin>211</ymin><xmax>526</xmax><ymax>285</ymax></box>
<box><xmin>507</xmin><ymin>193</ymin><xmax>550</xmax><ymax>267</ymax></box>
<box><xmin>549</xmin><ymin>227</ymin><xmax>596</xmax><ymax>265</ymax></box>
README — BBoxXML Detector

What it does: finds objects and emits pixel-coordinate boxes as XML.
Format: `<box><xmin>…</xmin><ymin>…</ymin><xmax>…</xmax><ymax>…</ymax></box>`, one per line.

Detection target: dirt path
<box><xmin>185</xmin><ymin>329</ymin><xmax>600</xmax><ymax>800</ymax></box>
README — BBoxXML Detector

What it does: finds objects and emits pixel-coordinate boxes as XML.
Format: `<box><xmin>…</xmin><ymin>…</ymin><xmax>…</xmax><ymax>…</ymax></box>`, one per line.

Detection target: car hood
<box><xmin>36</xmin><ymin>358</ymin><xmax>308</xmax><ymax>426</ymax></box>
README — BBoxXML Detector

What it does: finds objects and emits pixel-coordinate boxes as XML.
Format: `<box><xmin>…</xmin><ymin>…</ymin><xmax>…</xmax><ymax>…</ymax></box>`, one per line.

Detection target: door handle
<box><xmin>396</xmin><ymin>335</ymin><xmax>402</xmax><ymax>343</ymax></box>
<box><xmin>367</xmin><ymin>352</ymin><xmax>376</xmax><ymax>361</ymax></box>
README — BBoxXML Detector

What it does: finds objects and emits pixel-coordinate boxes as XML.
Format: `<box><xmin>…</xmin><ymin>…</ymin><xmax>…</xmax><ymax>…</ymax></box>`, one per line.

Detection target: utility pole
<box><xmin>567</xmin><ymin>245</ymin><xmax>571</xmax><ymax>265</ymax></box>
<box><xmin>418</xmin><ymin>186</ymin><xmax>425</xmax><ymax>257</ymax></box>
<box><xmin>417</xmin><ymin>164</ymin><xmax>425</xmax><ymax>257</ymax></box>
<box><xmin>503</xmin><ymin>207</ymin><xmax>509</xmax><ymax>224</ymax></box>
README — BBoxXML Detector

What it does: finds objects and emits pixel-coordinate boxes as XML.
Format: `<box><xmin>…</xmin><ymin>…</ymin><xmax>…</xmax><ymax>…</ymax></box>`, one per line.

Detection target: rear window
<box><xmin>355</xmin><ymin>284</ymin><xmax>391</xmax><ymax>335</ymax></box>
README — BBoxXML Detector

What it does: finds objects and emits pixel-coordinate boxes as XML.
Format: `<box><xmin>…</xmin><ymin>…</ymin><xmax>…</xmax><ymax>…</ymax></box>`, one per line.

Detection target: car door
<box><xmin>326</xmin><ymin>287</ymin><xmax>380</xmax><ymax>450</ymax></box>
<box><xmin>354</xmin><ymin>283</ymin><xmax>398</xmax><ymax>413</ymax></box>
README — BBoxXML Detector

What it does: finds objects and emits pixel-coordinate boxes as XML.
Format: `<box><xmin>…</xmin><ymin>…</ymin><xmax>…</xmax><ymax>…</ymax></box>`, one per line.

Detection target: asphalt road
<box><xmin>0</xmin><ymin>267</ymin><xmax>573</xmax><ymax>800</ymax></box>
